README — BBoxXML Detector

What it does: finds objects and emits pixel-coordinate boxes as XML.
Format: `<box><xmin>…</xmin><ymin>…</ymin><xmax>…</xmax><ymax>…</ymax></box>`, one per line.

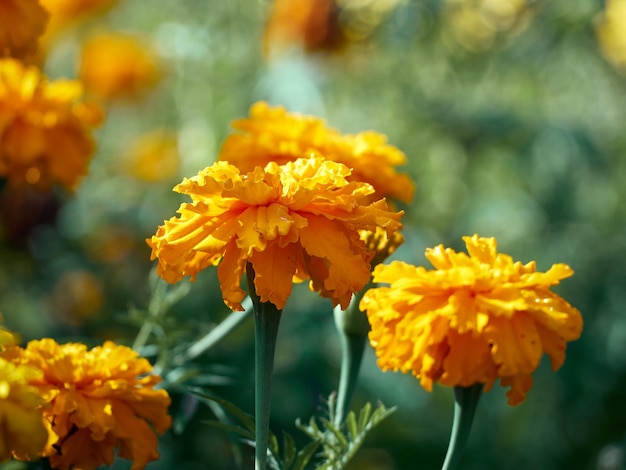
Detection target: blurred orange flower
<box><xmin>122</xmin><ymin>129</ymin><xmax>180</xmax><ymax>182</ymax></box>
<box><xmin>148</xmin><ymin>157</ymin><xmax>403</xmax><ymax>311</ymax></box>
<box><xmin>0</xmin><ymin>58</ymin><xmax>103</xmax><ymax>190</ymax></box>
<box><xmin>360</xmin><ymin>235</ymin><xmax>583</xmax><ymax>405</ymax></box>
<box><xmin>264</xmin><ymin>0</ymin><xmax>345</xmax><ymax>57</ymax></box>
<box><xmin>78</xmin><ymin>32</ymin><xmax>161</xmax><ymax>101</ymax></box>
<box><xmin>0</xmin><ymin>0</ymin><xmax>49</xmax><ymax>62</ymax></box>
<box><xmin>596</xmin><ymin>0</ymin><xmax>626</xmax><ymax>71</ymax></box>
<box><xmin>219</xmin><ymin>101</ymin><xmax>414</xmax><ymax>204</ymax></box>
<box><xmin>0</xmin><ymin>357</ymin><xmax>48</xmax><ymax>462</ymax></box>
<box><xmin>263</xmin><ymin>0</ymin><xmax>401</xmax><ymax>59</ymax></box>
<box><xmin>3</xmin><ymin>339</ymin><xmax>171</xmax><ymax>470</ymax></box>
<box><xmin>41</xmin><ymin>0</ymin><xmax>117</xmax><ymax>34</ymax></box>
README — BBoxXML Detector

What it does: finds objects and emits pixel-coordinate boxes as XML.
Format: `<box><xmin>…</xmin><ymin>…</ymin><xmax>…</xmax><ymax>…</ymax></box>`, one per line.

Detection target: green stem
<box><xmin>247</xmin><ymin>263</ymin><xmax>282</xmax><ymax>470</ymax></box>
<box><xmin>441</xmin><ymin>383</ymin><xmax>484</xmax><ymax>470</ymax></box>
<box><xmin>333</xmin><ymin>292</ymin><xmax>370</xmax><ymax>426</ymax></box>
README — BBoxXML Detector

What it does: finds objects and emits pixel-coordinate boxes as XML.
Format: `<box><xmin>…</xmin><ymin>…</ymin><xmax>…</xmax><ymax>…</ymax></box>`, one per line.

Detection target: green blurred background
<box><xmin>2</xmin><ymin>0</ymin><xmax>626</xmax><ymax>468</ymax></box>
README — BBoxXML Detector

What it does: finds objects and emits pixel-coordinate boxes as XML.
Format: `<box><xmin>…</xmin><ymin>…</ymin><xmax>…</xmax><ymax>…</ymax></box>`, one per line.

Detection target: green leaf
<box><xmin>190</xmin><ymin>390</ymin><xmax>256</xmax><ymax>432</ymax></box>
<box><xmin>269</xmin><ymin>432</ymin><xmax>280</xmax><ymax>459</ymax></box>
<box><xmin>356</xmin><ymin>402</ymin><xmax>372</xmax><ymax>432</ymax></box>
<box><xmin>282</xmin><ymin>431</ymin><xmax>296</xmax><ymax>469</ymax></box>
<box><xmin>295</xmin><ymin>399</ymin><xmax>396</xmax><ymax>470</ymax></box>
<box><xmin>320</xmin><ymin>417</ymin><xmax>349</xmax><ymax>451</ymax></box>
<box><xmin>346</xmin><ymin>411</ymin><xmax>358</xmax><ymax>442</ymax></box>
<box><xmin>204</xmin><ymin>420</ymin><xmax>255</xmax><ymax>441</ymax></box>
<box><xmin>291</xmin><ymin>439</ymin><xmax>322</xmax><ymax>470</ymax></box>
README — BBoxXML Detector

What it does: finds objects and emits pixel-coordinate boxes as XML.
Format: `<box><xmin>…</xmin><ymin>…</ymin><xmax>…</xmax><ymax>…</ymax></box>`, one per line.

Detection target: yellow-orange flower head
<box><xmin>0</xmin><ymin>0</ymin><xmax>49</xmax><ymax>62</ymax></box>
<box><xmin>78</xmin><ymin>32</ymin><xmax>161</xmax><ymax>102</ymax></box>
<box><xmin>360</xmin><ymin>235</ymin><xmax>583</xmax><ymax>405</ymax></box>
<box><xmin>0</xmin><ymin>58</ymin><xmax>103</xmax><ymax>190</ymax></box>
<box><xmin>148</xmin><ymin>156</ymin><xmax>403</xmax><ymax>311</ymax></box>
<box><xmin>0</xmin><ymin>357</ymin><xmax>48</xmax><ymax>462</ymax></box>
<box><xmin>218</xmin><ymin>101</ymin><xmax>414</xmax><ymax>204</ymax></box>
<box><xmin>2</xmin><ymin>339</ymin><xmax>171</xmax><ymax>470</ymax></box>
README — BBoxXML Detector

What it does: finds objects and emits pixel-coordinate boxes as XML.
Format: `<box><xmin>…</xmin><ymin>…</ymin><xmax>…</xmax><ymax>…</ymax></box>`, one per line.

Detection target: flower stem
<box><xmin>441</xmin><ymin>383</ymin><xmax>483</xmax><ymax>470</ymax></box>
<box><xmin>333</xmin><ymin>293</ymin><xmax>370</xmax><ymax>426</ymax></box>
<box><xmin>246</xmin><ymin>263</ymin><xmax>282</xmax><ymax>470</ymax></box>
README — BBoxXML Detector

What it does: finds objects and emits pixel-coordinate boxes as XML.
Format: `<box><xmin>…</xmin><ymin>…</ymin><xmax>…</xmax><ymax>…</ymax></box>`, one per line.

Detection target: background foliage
<box><xmin>1</xmin><ymin>0</ymin><xmax>625</xmax><ymax>469</ymax></box>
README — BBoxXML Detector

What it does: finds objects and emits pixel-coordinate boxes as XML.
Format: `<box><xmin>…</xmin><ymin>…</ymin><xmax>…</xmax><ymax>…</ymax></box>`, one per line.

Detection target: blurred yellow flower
<box><xmin>0</xmin><ymin>357</ymin><xmax>48</xmax><ymax>462</ymax></box>
<box><xmin>148</xmin><ymin>157</ymin><xmax>403</xmax><ymax>311</ymax></box>
<box><xmin>78</xmin><ymin>32</ymin><xmax>161</xmax><ymax>101</ymax></box>
<box><xmin>2</xmin><ymin>339</ymin><xmax>171</xmax><ymax>470</ymax></box>
<box><xmin>443</xmin><ymin>0</ymin><xmax>534</xmax><ymax>51</ymax></box>
<box><xmin>0</xmin><ymin>58</ymin><xmax>103</xmax><ymax>190</ymax></box>
<box><xmin>219</xmin><ymin>101</ymin><xmax>414</xmax><ymax>204</ymax></box>
<box><xmin>596</xmin><ymin>0</ymin><xmax>626</xmax><ymax>71</ymax></box>
<box><xmin>360</xmin><ymin>235</ymin><xmax>583</xmax><ymax>405</ymax></box>
<box><xmin>122</xmin><ymin>129</ymin><xmax>180</xmax><ymax>182</ymax></box>
<box><xmin>0</xmin><ymin>0</ymin><xmax>49</xmax><ymax>62</ymax></box>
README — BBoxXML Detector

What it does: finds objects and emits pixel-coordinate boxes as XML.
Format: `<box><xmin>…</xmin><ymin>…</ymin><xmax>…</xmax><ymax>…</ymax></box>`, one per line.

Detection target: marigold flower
<box><xmin>0</xmin><ymin>357</ymin><xmax>48</xmax><ymax>461</ymax></box>
<box><xmin>0</xmin><ymin>58</ymin><xmax>103</xmax><ymax>190</ymax></box>
<box><xmin>78</xmin><ymin>32</ymin><xmax>161</xmax><ymax>101</ymax></box>
<box><xmin>361</xmin><ymin>226</ymin><xmax>404</xmax><ymax>269</ymax></box>
<box><xmin>218</xmin><ymin>101</ymin><xmax>414</xmax><ymax>204</ymax></box>
<box><xmin>148</xmin><ymin>156</ymin><xmax>403</xmax><ymax>311</ymax></box>
<box><xmin>0</xmin><ymin>0</ymin><xmax>49</xmax><ymax>62</ymax></box>
<box><xmin>596</xmin><ymin>0</ymin><xmax>626</xmax><ymax>71</ymax></box>
<box><xmin>360</xmin><ymin>235</ymin><xmax>583</xmax><ymax>405</ymax></box>
<box><xmin>2</xmin><ymin>339</ymin><xmax>171</xmax><ymax>470</ymax></box>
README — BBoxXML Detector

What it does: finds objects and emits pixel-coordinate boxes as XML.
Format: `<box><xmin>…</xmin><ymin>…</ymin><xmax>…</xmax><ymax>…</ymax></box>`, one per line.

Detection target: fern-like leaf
<box><xmin>296</xmin><ymin>400</ymin><xmax>396</xmax><ymax>470</ymax></box>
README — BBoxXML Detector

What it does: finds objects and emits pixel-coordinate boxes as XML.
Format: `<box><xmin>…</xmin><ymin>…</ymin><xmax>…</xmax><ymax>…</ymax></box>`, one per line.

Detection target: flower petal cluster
<box><xmin>0</xmin><ymin>357</ymin><xmax>48</xmax><ymax>461</ymax></box>
<box><xmin>148</xmin><ymin>156</ymin><xmax>403</xmax><ymax>311</ymax></box>
<box><xmin>79</xmin><ymin>32</ymin><xmax>161</xmax><ymax>101</ymax></box>
<box><xmin>0</xmin><ymin>58</ymin><xmax>103</xmax><ymax>190</ymax></box>
<box><xmin>0</xmin><ymin>0</ymin><xmax>49</xmax><ymax>62</ymax></box>
<box><xmin>219</xmin><ymin>101</ymin><xmax>414</xmax><ymax>204</ymax></box>
<box><xmin>360</xmin><ymin>235</ymin><xmax>583</xmax><ymax>405</ymax></box>
<box><xmin>2</xmin><ymin>339</ymin><xmax>171</xmax><ymax>470</ymax></box>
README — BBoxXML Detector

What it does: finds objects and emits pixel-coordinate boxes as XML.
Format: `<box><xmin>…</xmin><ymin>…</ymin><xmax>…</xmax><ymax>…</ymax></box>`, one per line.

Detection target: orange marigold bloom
<box><xmin>78</xmin><ymin>32</ymin><xmax>161</xmax><ymax>102</ymax></box>
<box><xmin>0</xmin><ymin>58</ymin><xmax>103</xmax><ymax>190</ymax></box>
<box><xmin>148</xmin><ymin>156</ymin><xmax>403</xmax><ymax>311</ymax></box>
<box><xmin>360</xmin><ymin>235</ymin><xmax>583</xmax><ymax>405</ymax></box>
<box><xmin>218</xmin><ymin>101</ymin><xmax>414</xmax><ymax>204</ymax></box>
<box><xmin>0</xmin><ymin>357</ymin><xmax>48</xmax><ymax>461</ymax></box>
<box><xmin>2</xmin><ymin>339</ymin><xmax>171</xmax><ymax>470</ymax></box>
<box><xmin>0</xmin><ymin>0</ymin><xmax>49</xmax><ymax>62</ymax></box>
